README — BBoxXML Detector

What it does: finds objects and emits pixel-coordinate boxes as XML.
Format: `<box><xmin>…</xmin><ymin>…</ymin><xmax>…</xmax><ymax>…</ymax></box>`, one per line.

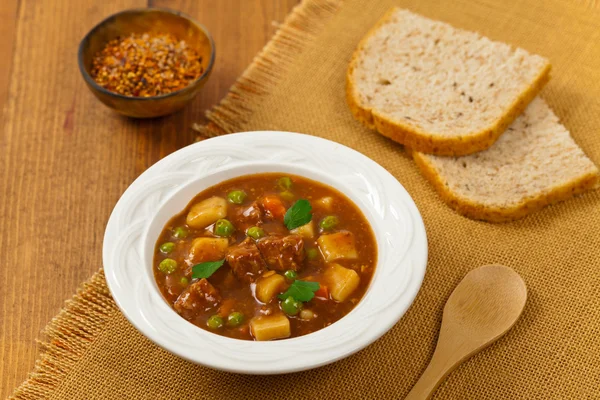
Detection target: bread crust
<box><xmin>346</xmin><ymin>8</ymin><xmax>552</xmax><ymax>156</ymax></box>
<box><xmin>412</xmin><ymin>151</ymin><xmax>600</xmax><ymax>222</ymax></box>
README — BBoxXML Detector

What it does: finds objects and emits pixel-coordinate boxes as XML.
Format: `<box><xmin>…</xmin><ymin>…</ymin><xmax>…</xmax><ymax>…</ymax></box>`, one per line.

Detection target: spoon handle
<box><xmin>404</xmin><ymin>338</ymin><xmax>473</xmax><ymax>400</ymax></box>
<box><xmin>404</xmin><ymin>350</ymin><xmax>453</xmax><ymax>400</ymax></box>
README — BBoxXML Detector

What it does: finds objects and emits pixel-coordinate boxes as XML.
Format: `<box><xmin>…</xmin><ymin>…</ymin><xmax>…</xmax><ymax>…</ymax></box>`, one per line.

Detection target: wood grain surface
<box><xmin>0</xmin><ymin>0</ymin><xmax>298</xmax><ymax>396</ymax></box>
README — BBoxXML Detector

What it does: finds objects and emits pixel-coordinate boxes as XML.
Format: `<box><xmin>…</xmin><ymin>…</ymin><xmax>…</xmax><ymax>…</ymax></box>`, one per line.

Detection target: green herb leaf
<box><xmin>278</xmin><ymin>280</ymin><xmax>320</xmax><ymax>302</ymax></box>
<box><xmin>191</xmin><ymin>260</ymin><xmax>225</xmax><ymax>279</ymax></box>
<box><xmin>284</xmin><ymin>199</ymin><xmax>312</xmax><ymax>230</ymax></box>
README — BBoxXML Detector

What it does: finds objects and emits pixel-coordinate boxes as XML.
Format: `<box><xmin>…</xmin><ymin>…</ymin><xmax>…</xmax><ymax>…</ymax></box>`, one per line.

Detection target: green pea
<box><xmin>277</xmin><ymin>176</ymin><xmax>293</xmax><ymax>190</ymax></box>
<box><xmin>173</xmin><ymin>226</ymin><xmax>188</xmax><ymax>239</ymax></box>
<box><xmin>180</xmin><ymin>277</ymin><xmax>189</xmax><ymax>285</ymax></box>
<box><xmin>284</xmin><ymin>270</ymin><xmax>297</xmax><ymax>281</ymax></box>
<box><xmin>207</xmin><ymin>315</ymin><xmax>224</xmax><ymax>329</ymax></box>
<box><xmin>246</xmin><ymin>226</ymin><xmax>265</xmax><ymax>240</ymax></box>
<box><xmin>227</xmin><ymin>190</ymin><xmax>247</xmax><ymax>204</ymax></box>
<box><xmin>319</xmin><ymin>216</ymin><xmax>339</xmax><ymax>231</ymax></box>
<box><xmin>159</xmin><ymin>242</ymin><xmax>175</xmax><ymax>254</ymax></box>
<box><xmin>279</xmin><ymin>191</ymin><xmax>294</xmax><ymax>201</ymax></box>
<box><xmin>227</xmin><ymin>312</ymin><xmax>244</xmax><ymax>327</ymax></box>
<box><xmin>281</xmin><ymin>296</ymin><xmax>303</xmax><ymax>316</ymax></box>
<box><xmin>306</xmin><ymin>248</ymin><xmax>319</xmax><ymax>260</ymax></box>
<box><xmin>158</xmin><ymin>258</ymin><xmax>177</xmax><ymax>274</ymax></box>
<box><xmin>214</xmin><ymin>219</ymin><xmax>235</xmax><ymax>237</ymax></box>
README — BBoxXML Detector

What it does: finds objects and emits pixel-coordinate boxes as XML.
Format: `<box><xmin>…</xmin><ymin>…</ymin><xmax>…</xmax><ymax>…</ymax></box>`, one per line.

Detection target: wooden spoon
<box><xmin>405</xmin><ymin>264</ymin><xmax>527</xmax><ymax>400</ymax></box>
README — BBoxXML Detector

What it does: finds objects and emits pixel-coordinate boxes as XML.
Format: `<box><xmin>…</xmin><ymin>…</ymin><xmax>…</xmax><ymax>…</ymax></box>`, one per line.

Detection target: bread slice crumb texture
<box><xmin>413</xmin><ymin>98</ymin><xmax>600</xmax><ymax>222</ymax></box>
<box><xmin>347</xmin><ymin>8</ymin><xmax>551</xmax><ymax>156</ymax></box>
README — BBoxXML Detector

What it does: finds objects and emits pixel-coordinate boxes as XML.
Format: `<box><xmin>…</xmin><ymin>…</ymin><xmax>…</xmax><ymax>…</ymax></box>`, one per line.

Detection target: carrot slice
<box><xmin>314</xmin><ymin>285</ymin><xmax>329</xmax><ymax>300</ymax></box>
<box><xmin>261</xmin><ymin>195</ymin><xmax>287</xmax><ymax>220</ymax></box>
<box><xmin>218</xmin><ymin>298</ymin><xmax>236</xmax><ymax>318</ymax></box>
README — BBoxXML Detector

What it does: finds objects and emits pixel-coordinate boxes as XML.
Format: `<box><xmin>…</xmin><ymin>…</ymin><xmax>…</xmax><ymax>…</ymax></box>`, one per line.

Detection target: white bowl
<box><xmin>103</xmin><ymin>131</ymin><xmax>427</xmax><ymax>374</ymax></box>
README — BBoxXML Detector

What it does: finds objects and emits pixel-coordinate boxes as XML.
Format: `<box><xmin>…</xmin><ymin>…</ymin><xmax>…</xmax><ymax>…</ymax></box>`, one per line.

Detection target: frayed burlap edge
<box><xmin>193</xmin><ymin>0</ymin><xmax>343</xmax><ymax>138</ymax></box>
<box><xmin>8</xmin><ymin>270</ymin><xmax>118</xmax><ymax>400</ymax></box>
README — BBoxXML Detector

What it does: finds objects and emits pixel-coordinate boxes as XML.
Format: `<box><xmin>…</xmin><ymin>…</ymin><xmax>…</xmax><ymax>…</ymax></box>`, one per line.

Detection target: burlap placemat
<box><xmin>11</xmin><ymin>0</ymin><xmax>600</xmax><ymax>399</ymax></box>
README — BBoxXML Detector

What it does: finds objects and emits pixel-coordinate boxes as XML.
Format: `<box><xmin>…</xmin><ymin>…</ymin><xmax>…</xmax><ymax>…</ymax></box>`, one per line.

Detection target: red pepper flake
<box><xmin>90</xmin><ymin>33</ymin><xmax>205</xmax><ymax>97</ymax></box>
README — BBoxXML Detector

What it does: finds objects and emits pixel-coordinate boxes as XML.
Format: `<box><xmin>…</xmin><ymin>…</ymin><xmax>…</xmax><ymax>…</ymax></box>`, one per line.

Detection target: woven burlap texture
<box><xmin>11</xmin><ymin>0</ymin><xmax>600</xmax><ymax>399</ymax></box>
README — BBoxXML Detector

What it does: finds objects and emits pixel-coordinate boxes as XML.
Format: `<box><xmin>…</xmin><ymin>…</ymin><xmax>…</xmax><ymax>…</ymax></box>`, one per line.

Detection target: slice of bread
<box><xmin>346</xmin><ymin>8</ymin><xmax>551</xmax><ymax>156</ymax></box>
<box><xmin>413</xmin><ymin>97</ymin><xmax>599</xmax><ymax>222</ymax></box>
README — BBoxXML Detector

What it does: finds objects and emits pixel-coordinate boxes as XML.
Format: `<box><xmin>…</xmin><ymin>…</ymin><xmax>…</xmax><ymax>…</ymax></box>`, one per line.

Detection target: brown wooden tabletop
<box><xmin>0</xmin><ymin>1</ymin><xmax>298</xmax><ymax>396</ymax></box>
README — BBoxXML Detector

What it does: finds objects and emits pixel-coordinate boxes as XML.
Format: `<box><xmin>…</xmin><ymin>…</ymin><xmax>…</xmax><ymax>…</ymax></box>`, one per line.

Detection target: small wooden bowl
<box><xmin>78</xmin><ymin>8</ymin><xmax>215</xmax><ymax>118</ymax></box>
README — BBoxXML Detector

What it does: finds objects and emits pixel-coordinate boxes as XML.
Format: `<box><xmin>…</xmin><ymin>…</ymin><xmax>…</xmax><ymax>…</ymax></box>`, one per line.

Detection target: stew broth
<box><xmin>153</xmin><ymin>173</ymin><xmax>377</xmax><ymax>340</ymax></box>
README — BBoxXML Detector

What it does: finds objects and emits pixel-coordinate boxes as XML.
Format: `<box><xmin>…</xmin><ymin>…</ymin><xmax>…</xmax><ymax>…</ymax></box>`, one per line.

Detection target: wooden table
<box><xmin>0</xmin><ymin>1</ymin><xmax>297</xmax><ymax>396</ymax></box>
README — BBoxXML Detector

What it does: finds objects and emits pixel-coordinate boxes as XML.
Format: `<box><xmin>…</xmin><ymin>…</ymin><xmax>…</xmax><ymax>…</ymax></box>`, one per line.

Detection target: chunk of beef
<box><xmin>231</xmin><ymin>201</ymin><xmax>263</xmax><ymax>230</ymax></box>
<box><xmin>174</xmin><ymin>279</ymin><xmax>221</xmax><ymax>318</ymax></box>
<box><xmin>226</xmin><ymin>238</ymin><xmax>267</xmax><ymax>282</ymax></box>
<box><xmin>257</xmin><ymin>234</ymin><xmax>305</xmax><ymax>271</ymax></box>
<box><xmin>261</xmin><ymin>221</ymin><xmax>289</xmax><ymax>236</ymax></box>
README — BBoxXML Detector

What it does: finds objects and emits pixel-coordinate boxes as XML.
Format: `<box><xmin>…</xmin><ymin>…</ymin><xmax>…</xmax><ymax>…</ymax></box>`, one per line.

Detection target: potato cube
<box><xmin>316</xmin><ymin>196</ymin><xmax>333</xmax><ymax>210</ymax></box>
<box><xmin>290</xmin><ymin>220</ymin><xmax>315</xmax><ymax>239</ymax></box>
<box><xmin>187</xmin><ymin>237</ymin><xmax>229</xmax><ymax>264</ymax></box>
<box><xmin>317</xmin><ymin>231</ymin><xmax>358</xmax><ymax>262</ymax></box>
<box><xmin>256</xmin><ymin>273</ymin><xmax>285</xmax><ymax>303</ymax></box>
<box><xmin>299</xmin><ymin>309</ymin><xmax>315</xmax><ymax>320</ymax></box>
<box><xmin>250</xmin><ymin>314</ymin><xmax>291</xmax><ymax>341</ymax></box>
<box><xmin>325</xmin><ymin>263</ymin><xmax>360</xmax><ymax>302</ymax></box>
<box><xmin>186</xmin><ymin>196</ymin><xmax>227</xmax><ymax>229</ymax></box>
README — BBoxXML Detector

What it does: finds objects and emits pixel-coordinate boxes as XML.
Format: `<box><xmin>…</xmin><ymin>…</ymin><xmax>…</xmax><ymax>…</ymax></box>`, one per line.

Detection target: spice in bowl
<box><xmin>90</xmin><ymin>33</ymin><xmax>204</xmax><ymax>97</ymax></box>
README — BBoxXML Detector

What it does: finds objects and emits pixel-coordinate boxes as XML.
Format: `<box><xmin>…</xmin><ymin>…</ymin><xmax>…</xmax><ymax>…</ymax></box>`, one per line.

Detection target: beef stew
<box><xmin>153</xmin><ymin>173</ymin><xmax>377</xmax><ymax>341</ymax></box>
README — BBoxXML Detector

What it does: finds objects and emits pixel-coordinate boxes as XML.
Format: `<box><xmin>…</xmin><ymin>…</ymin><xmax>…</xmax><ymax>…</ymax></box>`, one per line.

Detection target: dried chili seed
<box><xmin>90</xmin><ymin>33</ymin><xmax>204</xmax><ymax>97</ymax></box>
